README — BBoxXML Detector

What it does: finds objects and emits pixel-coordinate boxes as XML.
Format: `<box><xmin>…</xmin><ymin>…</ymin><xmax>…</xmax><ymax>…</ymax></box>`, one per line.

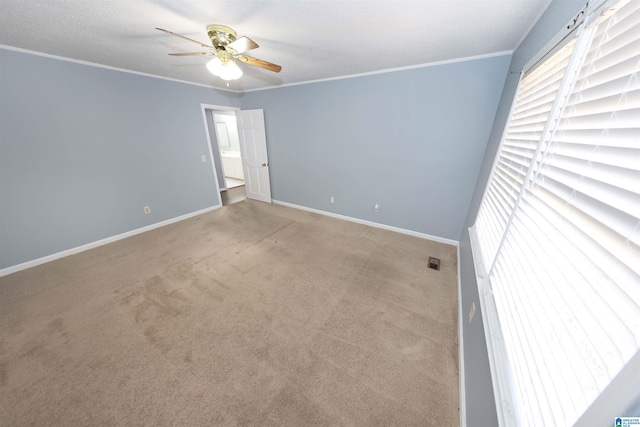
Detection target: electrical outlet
<box><xmin>330</xmin><ymin>196</ymin><xmax>335</xmax><ymax>204</ymax></box>
<box><xmin>374</xmin><ymin>203</ymin><xmax>381</xmax><ymax>213</ymax></box>
<box><xmin>201</xmin><ymin>155</ymin><xmax>207</xmax><ymax>162</ymax></box>
<box><xmin>469</xmin><ymin>302</ymin><xmax>476</xmax><ymax>323</ymax></box>
<box><xmin>143</xmin><ymin>206</ymin><xmax>151</xmax><ymax>214</ymax></box>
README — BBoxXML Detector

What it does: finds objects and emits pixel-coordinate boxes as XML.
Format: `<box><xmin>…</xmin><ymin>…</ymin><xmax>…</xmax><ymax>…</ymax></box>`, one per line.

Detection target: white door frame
<box><xmin>200</xmin><ymin>103</ymin><xmax>240</xmax><ymax>201</ymax></box>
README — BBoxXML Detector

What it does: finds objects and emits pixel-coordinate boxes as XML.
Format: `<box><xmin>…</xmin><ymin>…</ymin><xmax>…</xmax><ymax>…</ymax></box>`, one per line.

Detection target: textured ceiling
<box><xmin>0</xmin><ymin>0</ymin><xmax>551</xmax><ymax>92</ymax></box>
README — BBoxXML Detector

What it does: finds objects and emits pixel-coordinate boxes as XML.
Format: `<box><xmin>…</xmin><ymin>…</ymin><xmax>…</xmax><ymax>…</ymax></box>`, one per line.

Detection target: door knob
<box><xmin>262</xmin><ymin>162</ymin><xmax>269</xmax><ymax>167</ymax></box>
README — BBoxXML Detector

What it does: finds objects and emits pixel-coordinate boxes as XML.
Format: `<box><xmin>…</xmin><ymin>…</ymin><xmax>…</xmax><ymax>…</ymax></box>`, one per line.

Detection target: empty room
<box><xmin>1</xmin><ymin>0</ymin><xmax>638</xmax><ymax>425</ymax></box>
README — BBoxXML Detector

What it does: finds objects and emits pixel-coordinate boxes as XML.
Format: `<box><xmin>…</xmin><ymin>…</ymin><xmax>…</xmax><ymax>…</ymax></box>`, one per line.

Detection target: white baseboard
<box><xmin>271</xmin><ymin>199</ymin><xmax>459</xmax><ymax>247</ymax></box>
<box><xmin>458</xmin><ymin>245</ymin><xmax>467</xmax><ymax>427</ymax></box>
<box><xmin>0</xmin><ymin>205</ymin><xmax>221</xmax><ymax>278</ymax></box>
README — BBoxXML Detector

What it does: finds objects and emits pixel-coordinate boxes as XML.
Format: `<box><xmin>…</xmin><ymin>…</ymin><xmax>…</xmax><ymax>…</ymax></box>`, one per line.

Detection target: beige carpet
<box><xmin>0</xmin><ymin>200</ymin><xmax>459</xmax><ymax>426</ymax></box>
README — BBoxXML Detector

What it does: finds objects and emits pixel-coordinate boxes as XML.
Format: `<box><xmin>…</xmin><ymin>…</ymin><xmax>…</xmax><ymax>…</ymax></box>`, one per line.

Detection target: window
<box><xmin>470</xmin><ymin>0</ymin><xmax>640</xmax><ymax>425</ymax></box>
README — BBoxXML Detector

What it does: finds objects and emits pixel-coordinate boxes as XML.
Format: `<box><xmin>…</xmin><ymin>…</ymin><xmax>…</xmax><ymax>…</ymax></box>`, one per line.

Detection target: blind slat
<box><xmin>544</xmin><ymin>142</ymin><xmax>640</xmax><ymax>169</ymax></box>
<box><xmin>550</xmin><ymin>127</ymin><xmax>640</xmax><ymax>148</ymax></box>
<box><xmin>562</xmin><ymin>87</ymin><xmax>640</xmax><ymax>117</ymax></box>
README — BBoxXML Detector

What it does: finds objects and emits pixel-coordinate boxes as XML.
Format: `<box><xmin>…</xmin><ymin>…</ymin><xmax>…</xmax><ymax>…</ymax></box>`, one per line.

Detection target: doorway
<box><xmin>201</xmin><ymin>105</ymin><xmax>272</xmax><ymax>207</ymax></box>
<box><xmin>201</xmin><ymin>105</ymin><xmax>247</xmax><ymax>206</ymax></box>
<box><xmin>214</xmin><ymin>112</ymin><xmax>245</xmax><ymax>190</ymax></box>
<box><xmin>220</xmin><ymin>186</ymin><xmax>247</xmax><ymax>206</ymax></box>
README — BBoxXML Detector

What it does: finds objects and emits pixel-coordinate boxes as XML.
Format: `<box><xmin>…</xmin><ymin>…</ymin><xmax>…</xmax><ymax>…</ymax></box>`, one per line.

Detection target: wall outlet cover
<box><xmin>143</xmin><ymin>206</ymin><xmax>151</xmax><ymax>214</ymax></box>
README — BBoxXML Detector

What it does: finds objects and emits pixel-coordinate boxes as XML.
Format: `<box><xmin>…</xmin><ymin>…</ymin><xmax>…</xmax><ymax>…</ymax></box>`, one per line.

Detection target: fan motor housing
<box><xmin>207</xmin><ymin>24</ymin><xmax>237</xmax><ymax>48</ymax></box>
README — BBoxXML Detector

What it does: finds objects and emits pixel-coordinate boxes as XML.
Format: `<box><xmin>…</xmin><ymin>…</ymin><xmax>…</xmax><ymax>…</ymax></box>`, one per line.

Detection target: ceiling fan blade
<box><xmin>227</xmin><ymin>36</ymin><xmax>259</xmax><ymax>54</ymax></box>
<box><xmin>156</xmin><ymin>27</ymin><xmax>213</xmax><ymax>49</ymax></box>
<box><xmin>237</xmin><ymin>55</ymin><xmax>282</xmax><ymax>73</ymax></box>
<box><xmin>169</xmin><ymin>52</ymin><xmax>214</xmax><ymax>56</ymax></box>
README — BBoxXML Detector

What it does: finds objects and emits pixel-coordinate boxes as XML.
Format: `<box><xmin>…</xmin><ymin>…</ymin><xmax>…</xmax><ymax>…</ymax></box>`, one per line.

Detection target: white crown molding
<box><xmin>2</xmin><ymin>44</ymin><xmax>511</xmax><ymax>95</ymax></box>
<box><xmin>244</xmin><ymin>51</ymin><xmax>513</xmax><ymax>93</ymax></box>
<box><xmin>0</xmin><ymin>45</ymin><xmax>241</xmax><ymax>93</ymax></box>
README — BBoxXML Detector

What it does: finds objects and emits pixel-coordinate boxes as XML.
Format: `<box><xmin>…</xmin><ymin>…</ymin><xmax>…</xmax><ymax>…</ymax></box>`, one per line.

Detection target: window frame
<box><xmin>468</xmin><ymin>0</ymin><xmax>640</xmax><ymax>424</ymax></box>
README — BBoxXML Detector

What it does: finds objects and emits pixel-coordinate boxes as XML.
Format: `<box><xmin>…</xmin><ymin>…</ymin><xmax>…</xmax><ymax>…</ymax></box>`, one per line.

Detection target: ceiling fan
<box><xmin>156</xmin><ymin>25</ymin><xmax>282</xmax><ymax>82</ymax></box>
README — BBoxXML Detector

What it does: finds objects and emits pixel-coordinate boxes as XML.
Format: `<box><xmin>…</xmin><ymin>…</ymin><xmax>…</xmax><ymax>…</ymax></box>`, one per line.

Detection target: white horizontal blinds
<box><xmin>488</xmin><ymin>31</ymin><xmax>594</xmax><ymax>423</ymax></box>
<box><xmin>487</xmin><ymin>0</ymin><xmax>640</xmax><ymax>425</ymax></box>
<box><xmin>474</xmin><ymin>40</ymin><xmax>578</xmax><ymax>273</ymax></box>
<box><xmin>532</xmin><ymin>0</ymin><xmax>640</xmax><ymax>402</ymax></box>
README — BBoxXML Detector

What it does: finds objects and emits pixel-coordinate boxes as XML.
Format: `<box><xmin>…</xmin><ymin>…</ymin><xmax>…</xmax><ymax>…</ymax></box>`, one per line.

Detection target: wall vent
<box><xmin>428</xmin><ymin>257</ymin><xmax>441</xmax><ymax>271</ymax></box>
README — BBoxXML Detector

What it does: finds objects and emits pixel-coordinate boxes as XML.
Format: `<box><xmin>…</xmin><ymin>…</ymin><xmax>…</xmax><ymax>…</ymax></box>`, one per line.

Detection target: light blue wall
<box><xmin>240</xmin><ymin>54</ymin><xmax>511</xmax><ymax>241</ymax></box>
<box><xmin>2</xmin><ymin>49</ymin><xmax>510</xmax><ymax>270</ymax></box>
<box><xmin>457</xmin><ymin>1</ymin><xmax>588</xmax><ymax>425</ymax></box>
<box><xmin>0</xmin><ymin>48</ymin><xmax>240</xmax><ymax>269</ymax></box>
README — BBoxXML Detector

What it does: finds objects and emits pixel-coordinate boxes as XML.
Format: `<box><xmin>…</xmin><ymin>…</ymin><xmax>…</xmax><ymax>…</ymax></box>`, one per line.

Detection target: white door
<box><xmin>237</xmin><ymin>109</ymin><xmax>272</xmax><ymax>203</ymax></box>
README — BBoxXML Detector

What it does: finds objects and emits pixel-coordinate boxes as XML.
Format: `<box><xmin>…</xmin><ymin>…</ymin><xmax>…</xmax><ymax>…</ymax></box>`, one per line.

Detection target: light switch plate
<box><xmin>469</xmin><ymin>302</ymin><xmax>476</xmax><ymax>323</ymax></box>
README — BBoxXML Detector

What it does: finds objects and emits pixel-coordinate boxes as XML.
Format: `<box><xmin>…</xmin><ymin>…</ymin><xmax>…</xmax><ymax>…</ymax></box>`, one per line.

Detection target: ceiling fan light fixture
<box><xmin>158</xmin><ymin>25</ymin><xmax>281</xmax><ymax>82</ymax></box>
<box><xmin>206</xmin><ymin>56</ymin><xmax>243</xmax><ymax>81</ymax></box>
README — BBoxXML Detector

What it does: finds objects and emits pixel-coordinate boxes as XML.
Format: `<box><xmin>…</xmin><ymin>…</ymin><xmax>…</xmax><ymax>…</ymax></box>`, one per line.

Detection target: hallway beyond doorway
<box><xmin>221</xmin><ymin>185</ymin><xmax>246</xmax><ymax>206</ymax></box>
<box><xmin>225</xmin><ymin>177</ymin><xmax>244</xmax><ymax>189</ymax></box>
